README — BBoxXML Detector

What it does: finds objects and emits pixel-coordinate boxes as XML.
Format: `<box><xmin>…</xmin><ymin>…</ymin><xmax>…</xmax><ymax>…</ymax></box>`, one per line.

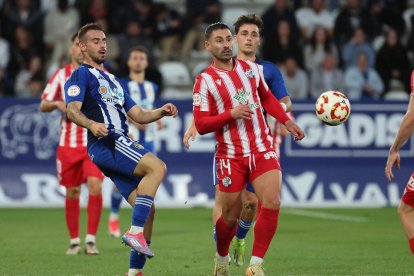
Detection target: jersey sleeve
<box><xmin>123</xmin><ymin>90</ymin><xmax>137</xmax><ymax>112</ymax></box>
<box><xmin>265</xmin><ymin>63</ymin><xmax>289</xmax><ymax>100</ymax></box>
<box><xmin>64</xmin><ymin>67</ymin><xmax>88</xmax><ymax>104</ymax></box>
<box><xmin>42</xmin><ymin>69</ymin><xmax>62</xmax><ymax>101</ymax></box>
<box><xmin>192</xmin><ymin>75</ymin><xmax>210</xmax><ymax>112</ymax></box>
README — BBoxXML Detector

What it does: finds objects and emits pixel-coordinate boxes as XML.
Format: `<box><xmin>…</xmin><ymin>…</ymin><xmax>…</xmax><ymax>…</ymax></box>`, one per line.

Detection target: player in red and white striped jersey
<box><xmin>40</xmin><ymin>33</ymin><xmax>104</xmax><ymax>256</ymax></box>
<box><xmin>385</xmin><ymin>70</ymin><xmax>414</xmax><ymax>256</ymax></box>
<box><xmin>193</xmin><ymin>22</ymin><xmax>304</xmax><ymax>276</ymax></box>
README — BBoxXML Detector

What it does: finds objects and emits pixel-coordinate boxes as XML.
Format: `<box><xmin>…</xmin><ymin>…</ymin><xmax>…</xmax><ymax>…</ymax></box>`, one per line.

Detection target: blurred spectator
<box><xmin>342</xmin><ymin>28</ymin><xmax>375</xmax><ymax>69</ymax></box>
<box><xmin>262</xmin><ymin>20</ymin><xmax>303</xmax><ymax>68</ymax></box>
<box><xmin>383</xmin><ymin>79</ymin><xmax>409</xmax><ymax>101</ymax></box>
<box><xmin>344</xmin><ymin>52</ymin><xmax>383</xmax><ymax>100</ymax></box>
<box><xmin>2</xmin><ymin>0</ymin><xmax>44</xmax><ymax>47</ymax></box>
<box><xmin>14</xmin><ymin>55</ymin><xmax>43</xmax><ymax>97</ymax></box>
<box><xmin>303</xmin><ymin>26</ymin><xmax>338</xmax><ymax>73</ymax></box>
<box><xmin>8</xmin><ymin>26</ymin><xmax>40</xmax><ymax>78</ymax></box>
<box><xmin>0</xmin><ymin>67</ymin><xmax>14</xmax><ymax>97</ymax></box>
<box><xmin>154</xmin><ymin>3</ymin><xmax>182</xmax><ymax>62</ymax></box>
<box><xmin>261</xmin><ymin>0</ymin><xmax>299</xmax><ymax>41</ymax></box>
<box><xmin>43</xmin><ymin>0</ymin><xmax>79</xmax><ymax>68</ymax></box>
<box><xmin>75</xmin><ymin>0</ymin><xmax>108</xmax><ymax>26</ymax></box>
<box><xmin>367</xmin><ymin>0</ymin><xmax>406</xmax><ymax>36</ymax></box>
<box><xmin>0</xmin><ymin>26</ymin><xmax>10</xmax><ymax>70</ymax></box>
<box><xmin>180</xmin><ymin>0</ymin><xmax>221</xmax><ymax>59</ymax></box>
<box><xmin>310</xmin><ymin>53</ymin><xmax>343</xmax><ymax>99</ymax></box>
<box><xmin>334</xmin><ymin>0</ymin><xmax>377</xmax><ymax>47</ymax></box>
<box><xmin>27</xmin><ymin>73</ymin><xmax>43</xmax><ymax>98</ymax></box>
<box><xmin>117</xmin><ymin>20</ymin><xmax>153</xmax><ymax>67</ymax></box>
<box><xmin>281</xmin><ymin>57</ymin><xmax>309</xmax><ymax>99</ymax></box>
<box><xmin>95</xmin><ymin>17</ymin><xmax>120</xmax><ymax>74</ymax></box>
<box><xmin>295</xmin><ymin>0</ymin><xmax>334</xmax><ymax>41</ymax></box>
<box><xmin>375</xmin><ymin>28</ymin><xmax>410</xmax><ymax>93</ymax></box>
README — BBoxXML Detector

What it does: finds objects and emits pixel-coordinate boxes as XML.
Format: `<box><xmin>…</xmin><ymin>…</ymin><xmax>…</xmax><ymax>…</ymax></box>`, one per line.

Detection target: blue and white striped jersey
<box><xmin>64</xmin><ymin>64</ymin><xmax>136</xmax><ymax>147</ymax></box>
<box><xmin>256</xmin><ymin>57</ymin><xmax>289</xmax><ymax>100</ymax></box>
<box><xmin>121</xmin><ymin>78</ymin><xmax>158</xmax><ymax>143</ymax></box>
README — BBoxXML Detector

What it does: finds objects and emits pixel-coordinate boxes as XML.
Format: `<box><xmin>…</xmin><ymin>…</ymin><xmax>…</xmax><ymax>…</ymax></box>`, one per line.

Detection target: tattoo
<box><xmin>67</xmin><ymin>102</ymin><xmax>92</xmax><ymax>129</ymax></box>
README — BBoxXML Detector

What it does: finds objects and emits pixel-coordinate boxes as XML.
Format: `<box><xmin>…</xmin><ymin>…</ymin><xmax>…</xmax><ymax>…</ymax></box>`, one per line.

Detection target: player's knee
<box><xmin>151</xmin><ymin>159</ymin><xmax>167</xmax><ymax>182</ymax></box>
<box><xmin>66</xmin><ymin>187</ymin><xmax>81</xmax><ymax>199</ymax></box>
<box><xmin>262</xmin><ymin>197</ymin><xmax>280</xmax><ymax>210</ymax></box>
<box><xmin>243</xmin><ymin>202</ymin><xmax>257</xmax><ymax>215</ymax></box>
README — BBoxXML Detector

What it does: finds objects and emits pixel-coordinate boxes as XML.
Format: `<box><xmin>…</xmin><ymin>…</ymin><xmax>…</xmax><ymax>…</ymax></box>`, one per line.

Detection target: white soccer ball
<box><xmin>315</xmin><ymin>91</ymin><xmax>351</xmax><ymax>126</ymax></box>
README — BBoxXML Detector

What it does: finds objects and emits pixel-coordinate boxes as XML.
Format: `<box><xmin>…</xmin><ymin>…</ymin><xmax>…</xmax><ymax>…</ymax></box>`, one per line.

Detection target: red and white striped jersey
<box><xmin>42</xmin><ymin>64</ymin><xmax>87</xmax><ymax>148</ymax></box>
<box><xmin>193</xmin><ymin>59</ymin><xmax>274</xmax><ymax>158</ymax></box>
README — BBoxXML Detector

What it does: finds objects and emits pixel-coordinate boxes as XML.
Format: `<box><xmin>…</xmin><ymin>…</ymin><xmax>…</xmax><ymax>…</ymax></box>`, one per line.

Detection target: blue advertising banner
<box><xmin>0</xmin><ymin>98</ymin><xmax>411</xmax><ymax>207</ymax></box>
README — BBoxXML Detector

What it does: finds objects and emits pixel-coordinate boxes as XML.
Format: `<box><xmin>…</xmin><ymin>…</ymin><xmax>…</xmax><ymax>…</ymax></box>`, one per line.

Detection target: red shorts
<box><xmin>402</xmin><ymin>173</ymin><xmax>414</xmax><ymax>207</ymax></box>
<box><xmin>56</xmin><ymin>146</ymin><xmax>104</xmax><ymax>187</ymax></box>
<box><xmin>215</xmin><ymin>150</ymin><xmax>281</xmax><ymax>192</ymax></box>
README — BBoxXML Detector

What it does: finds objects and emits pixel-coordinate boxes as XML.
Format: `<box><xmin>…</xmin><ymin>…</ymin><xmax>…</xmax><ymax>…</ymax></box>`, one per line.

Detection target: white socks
<box><xmin>129</xmin><ymin>226</ymin><xmax>144</xmax><ymax>234</ymax></box>
<box><xmin>250</xmin><ymin>256</ymin><xmax>263</xmax><ymax>265</ymax></box>
<box><xmin>216</xmin><ymin>253</ymin><xmax>230</xmax><ymax>264</ymax></box>
<box><xmin>109</xmin><ymin>212</ymin><xmax>119</xmax><ymax>220</ymax></box>
<box><xmin>70</xmin><ymin>237</ymin><xmax>80</xmax><ymax>245</ymax></box>
<box><xmin>85</xmin><ymin>234</ymin><xmax>96</xmax><ymax>244</ymax></box>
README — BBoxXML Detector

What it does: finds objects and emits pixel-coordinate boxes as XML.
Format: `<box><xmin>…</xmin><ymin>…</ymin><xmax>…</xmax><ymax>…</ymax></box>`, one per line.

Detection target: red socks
<box><xmin>65</xmin><ymin>198</ymin><xmax>80</xmax><ymax>239</ymax></box>
<box><xmin>87</xmin><ymin>194</ymin><xmax>103</xmax><ymax>236</ymax></box>
<box><xmin>215</xmin><ymin>216</ymin><xmax>237</xmax><ymax>256</ymax></box>
<box><xmin>252</xmin><ymin>207</ymin><xmax>280</xmax><ymax>258</ymax></box>
<box><xmin>409</xmin><ymin>237</ymin><xmax>414</xmax><ymax>255</ymax></box>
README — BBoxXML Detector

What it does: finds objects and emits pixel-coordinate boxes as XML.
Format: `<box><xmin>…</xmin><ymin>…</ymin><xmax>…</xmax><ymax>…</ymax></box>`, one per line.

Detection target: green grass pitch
<box><xmin>0</xmin><ymin>207</ymin><xmax>412</xmax><ymax>275</ymax></box>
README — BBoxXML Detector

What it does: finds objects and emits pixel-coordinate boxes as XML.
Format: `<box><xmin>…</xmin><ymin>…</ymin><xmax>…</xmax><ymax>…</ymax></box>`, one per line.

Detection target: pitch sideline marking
<box><xmin>284</xmin><ymin>209</ymin><xmax>368</xmax><ymax>223</ymax></box>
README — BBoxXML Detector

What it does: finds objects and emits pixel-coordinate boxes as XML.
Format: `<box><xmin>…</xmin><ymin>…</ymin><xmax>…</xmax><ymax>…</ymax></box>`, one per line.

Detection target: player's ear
<box><xmin>205</xmin><ymin>40</ymin><xmax>210</xmax><ymax>50</ymax></box>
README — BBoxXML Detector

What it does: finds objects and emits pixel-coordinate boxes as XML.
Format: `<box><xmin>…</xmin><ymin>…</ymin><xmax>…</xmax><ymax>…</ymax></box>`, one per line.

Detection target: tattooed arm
<box><xmin>67</xmin><ymin>101</ymin><xmax>108</xmax><ymax>137</ymax></box>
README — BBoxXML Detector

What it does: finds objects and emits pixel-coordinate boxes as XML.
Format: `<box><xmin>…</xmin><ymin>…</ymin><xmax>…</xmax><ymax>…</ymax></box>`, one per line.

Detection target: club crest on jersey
<box><xmin>193</xmin><ymin>93</ymin><xmax>201</xmax><ymax>106</ymax></box>
<box><xmin>244</xmin><ymin>69</ymin><xmax>254</xmax><ymax>78</ymax></box>
<box><xmin>222</xmin><ymin>176</ymin><xmax>232</xmax><ymax>187</ymax></box>
<box><xmin>233</xmin><ymin>88</ymin><xmax>250</xmax><ymax>105</ymax></box>
<box><xmin>67</xmin><ymin>85</ymin><xmax>80</xmax><ymax>97</ymax></box>
<box><xmin>215</xmin><ymin>79</ymin><xmax>222</xmax><ymax>86</ymax></box>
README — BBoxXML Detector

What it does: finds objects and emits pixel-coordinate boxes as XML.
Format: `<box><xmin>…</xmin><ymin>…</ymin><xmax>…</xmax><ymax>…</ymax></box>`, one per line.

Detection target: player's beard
<box><xmin>214</xmin><ymin>49</ymin><xmax>232</xmax><ymax>63</ymax></box>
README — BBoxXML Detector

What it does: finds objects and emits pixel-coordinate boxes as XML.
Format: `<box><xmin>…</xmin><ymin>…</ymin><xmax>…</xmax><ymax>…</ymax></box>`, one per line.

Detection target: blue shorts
<box><xmin>140</xmin><ymin>141</ymin><xmax>155</xmax><ymax>155</ymax></box>
<box><xmin>212</xmin><ymin>156</ymin><xmax>255</xmax><ymax>193</ymax></box>
<box><xmin>88</xmin><ymin>132</ymin><xmax>150</xmax><ymax>199</ymax></box>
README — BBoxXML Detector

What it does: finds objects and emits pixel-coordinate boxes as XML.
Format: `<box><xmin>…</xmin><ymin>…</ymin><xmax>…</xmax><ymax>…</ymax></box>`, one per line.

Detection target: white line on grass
<box><xmin>284</xmin><ymin>209</ymin><xmax>368</xmax><ymax>223</ymax></box>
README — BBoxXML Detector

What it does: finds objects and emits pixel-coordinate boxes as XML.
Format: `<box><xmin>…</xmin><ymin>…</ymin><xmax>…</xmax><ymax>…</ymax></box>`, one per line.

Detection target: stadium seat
<box><xmin>158</xmin><ymin>61</ymin><xmax>192</xmax><ymax>86</ymax></box>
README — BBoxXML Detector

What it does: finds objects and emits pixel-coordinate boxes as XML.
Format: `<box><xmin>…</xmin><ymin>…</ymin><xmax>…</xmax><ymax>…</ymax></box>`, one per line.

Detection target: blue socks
<box><xmin>110</xmin><ymin>188</ymin><xmax>123</xmax><ymax>214</ymax></box>
<box><xmin>132</xmin><ymin>195</ymin><xmax>154</xmax><ymax>227</ymax></box>
<box><xmin>235</xmin><ymin>219</ymin><xmax>252</xmax><ymax>240</ymax></box>
<box><xmin>130</xmin><ymin>241</ymin><xmax>151</xmax><ymax>269</ymax></box>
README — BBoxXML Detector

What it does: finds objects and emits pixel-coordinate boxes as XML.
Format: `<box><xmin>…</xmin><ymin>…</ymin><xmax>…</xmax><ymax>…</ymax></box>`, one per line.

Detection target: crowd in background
<box><xmin>0</xmin><ymin>0</ymin><xmax>412</xmax><ymax>101</ymax></box>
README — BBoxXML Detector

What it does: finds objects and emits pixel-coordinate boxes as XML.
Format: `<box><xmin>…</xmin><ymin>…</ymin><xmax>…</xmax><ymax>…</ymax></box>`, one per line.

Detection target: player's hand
<box><xmin>231</xmin><ymin>104</ymin><xmax>253</xmax><ymax>120</ymax></box>
<box><xmin>385</xmin><ymin>151</ymin><xmax>400</xmax><ymax>181</ymax></box>
<box><xmin>161</xmin><ymin>103</ymin><xmax>178</xmax><ymax>118</ymax></box>
<box><xmin>284</xmin><ymin>120</ymin><xmax>305</xmax><ymax>141</ymax></box>
<box><xmin>183</xmin><ymin>124</ymin><xmax>198</xmax><ymax>149</ymax></box>
<box><xmin>55</xmin><ymin>101</ymin><xmax>67</xmax><ymax>113</ymax></box>
<box><xmin>89</xmin><ymin>121</ymin><xmax>108</xmax><ymax>137</ymax></box>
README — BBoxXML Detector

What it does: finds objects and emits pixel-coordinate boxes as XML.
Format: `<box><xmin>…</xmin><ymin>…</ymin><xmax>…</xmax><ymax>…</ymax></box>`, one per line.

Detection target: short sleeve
<box><xmin>193</xmin><ymin>75</ymin><xmax>210</xmax><ymax>112</ymax></box>
<box><xmin>265</xmin><ymin>63</ymin><xmax>289</xmax><ymax>100</ymax></box>
<box><xmin>123</xmin><ymin>90</ymin><xmax>136</xmax><ymax>112</ymax></box>
<box><xmin>64</xmin><ymin>67</ymin><xmax>88</xmax><ymax>104</ymax></box>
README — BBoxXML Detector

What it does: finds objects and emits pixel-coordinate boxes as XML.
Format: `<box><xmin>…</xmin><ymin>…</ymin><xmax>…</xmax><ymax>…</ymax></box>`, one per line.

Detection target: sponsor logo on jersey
<box><xmin>234</xmin><ymin>88</ymin><xmax>250</xmax><ymax>105</ymax></box>
<box><xmin>193</xmin><ymin>93</ymin><xmax>201</xmax><ymax>106</ymax></box>
<box><xmin>99</xmin><ymin>86</ymin><xmax>108</xmax><ymax>95</ymax></box>
<box><xmin>67</xmin><ymin>85</ymin><xmax>80</xmax><ymax>97</ymax></box>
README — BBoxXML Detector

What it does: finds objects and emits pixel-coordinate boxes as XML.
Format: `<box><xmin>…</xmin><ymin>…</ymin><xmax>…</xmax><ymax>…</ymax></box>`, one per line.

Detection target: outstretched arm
<box><xmin>386</xmin><ymin>95</ymin><xmax>414</xmax><ymax>181</ymax></box>
<box><xmin>67</xmin><ymin>101</ymin><xmax>108</xmax><ymax>137</ymax></box>
<box><xmin>40</xmin><ymin>100</ymin><xmax>67</xmax><ymax>113</ymax></box>
<box><xmin>127</xmin><ymin>103</ymin><xmax>178</xmax><ymax>125</ymax></box>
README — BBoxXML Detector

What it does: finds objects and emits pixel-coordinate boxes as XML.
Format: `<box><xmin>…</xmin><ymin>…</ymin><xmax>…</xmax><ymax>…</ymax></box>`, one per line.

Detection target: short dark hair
<box><xmin>78</xmin><ymin>23</ymin><xmax>105</xmax><ymax>42</ymax></box>
<box><xmin>71</xmin><ymin>32</ymin><xmax>78</xmax><ymax>42</ymax></box>
<box><xmin>234</xmin><ymin>14</ymin><xmax>263</xmax><ymax>34</ymax></box>
<box><xmin>204</xmin><ymin>22</ymin><xmax>231</xmax><ymax>39</ymax></box>
<box><xmin>127</xmin><ymin>46</ymin><xmax>148</xmax><ymax>59</ymax></box>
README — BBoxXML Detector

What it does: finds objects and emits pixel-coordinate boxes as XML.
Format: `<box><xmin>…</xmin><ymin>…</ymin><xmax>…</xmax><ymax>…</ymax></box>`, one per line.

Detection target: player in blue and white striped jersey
<box><xmin>64</xmin><ymin>23</ymin><xmax>177</xmax><ymax>274</ymax></box>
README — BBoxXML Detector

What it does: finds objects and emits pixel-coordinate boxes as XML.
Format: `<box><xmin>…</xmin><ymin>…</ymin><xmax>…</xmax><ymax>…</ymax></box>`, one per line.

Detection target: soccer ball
<box><xmin>315</xmin><ymin>91</ymin><xmax>351</xmax><ymax>126</ymax></box>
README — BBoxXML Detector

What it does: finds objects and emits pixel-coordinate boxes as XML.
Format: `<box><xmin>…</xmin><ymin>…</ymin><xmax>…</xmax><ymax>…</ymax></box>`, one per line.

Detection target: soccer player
<box><xmin>109</xmin><ymin>46</ymin><xmax>161</xmax><ymax>276</ymax></box>
<box><xmin>108</xmin><ymin>46</ymin><xmax>162</xmax><ymax>239</ymax></box>
<box><xmin>385</xmin><ymin>70</ymin><xmax>414</xmax><ymax>256</ymax></box>
<box><xmin>192</xmin><ymin>22</ymin><xmax>304</xmax><ymax>276</ymax></box>
<box><xmin>40</xmin><ymin>33</ymin><xmax>104</xmax><ymax>255</ymax></box>
<box><xmin>183</xmin><ymin>14</ymin><xmax>293</xmax><ymax>267</ymax></box>
<box><xmin>64</xmin><ymin>23</ymin><xmax>177</xmax><ymax>274</ymax></box>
